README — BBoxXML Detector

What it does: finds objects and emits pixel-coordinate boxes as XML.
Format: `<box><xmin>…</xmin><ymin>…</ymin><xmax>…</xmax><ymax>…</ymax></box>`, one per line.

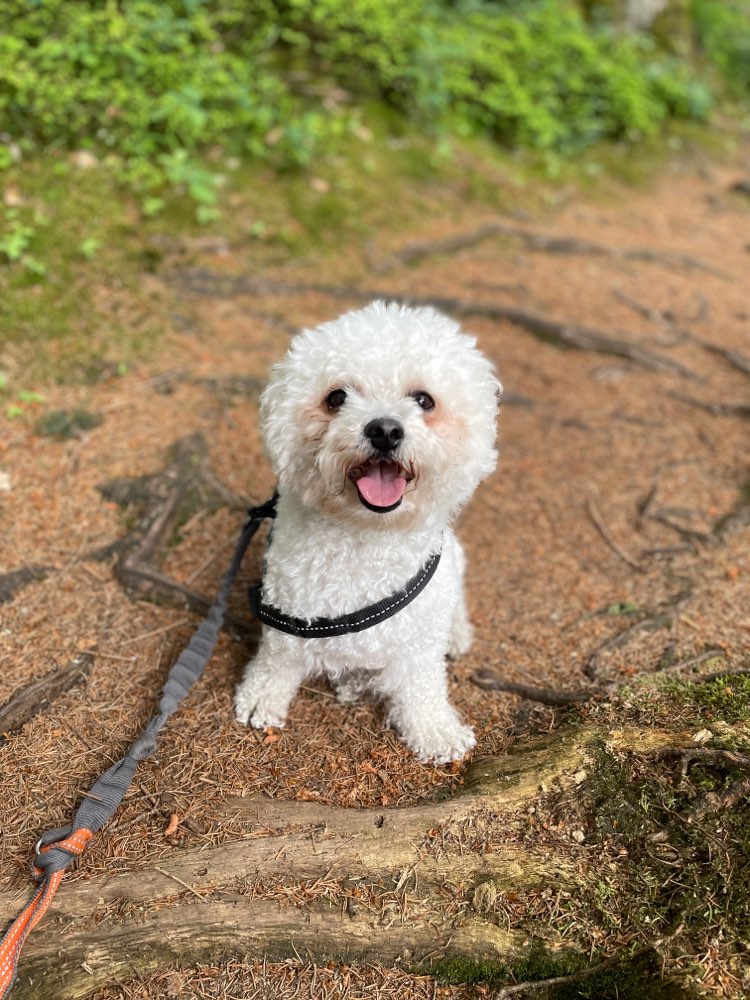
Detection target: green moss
<box><xmin>0</xmin><ymin>158</ymin><xmax>166</xmax><ymax>382</ymax></box>
<box><xmin>686</xmin><ymin>675</ymin><xmax>750</xmax><ymax>722</ymax></box>
<box><xmin>570</xmin><ymin>740</ymin><xmax>750</xmax><ymax>977</ymax></box>
<box><xmin>431</xmin><ymin>944</ymin><xmax>586</xmax><ymax>991</ymax></box>
<box><xmin>432</xmin><ymin>945</ymin><xmax>692</xmax><ymax>998</ymax></box>
<box><xmin>35</xmin><ymin>407</ymin><xmax>102</xmax><ymax>440</ymax></box>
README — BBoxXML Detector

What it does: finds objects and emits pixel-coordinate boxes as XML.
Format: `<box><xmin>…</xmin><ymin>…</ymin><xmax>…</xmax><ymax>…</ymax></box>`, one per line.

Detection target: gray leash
<box><xmin>0</xmin><ymin>497</ymin><xmax>276</xmax><ymax>999</ymax></box>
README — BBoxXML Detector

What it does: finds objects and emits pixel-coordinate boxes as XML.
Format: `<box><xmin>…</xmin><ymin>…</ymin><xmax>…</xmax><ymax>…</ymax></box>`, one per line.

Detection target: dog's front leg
<box><xmin>235</xmin><ymin>632</ymin><xmax>308</xmax><ymax>729</ymax></box>
<box><xmin>381</xmin><ymin>654</ymin><xmax>475</xmax><ymax>764</ymax></box>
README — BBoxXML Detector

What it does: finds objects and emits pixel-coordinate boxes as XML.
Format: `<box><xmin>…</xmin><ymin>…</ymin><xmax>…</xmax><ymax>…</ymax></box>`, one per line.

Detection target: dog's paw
<box><xmin>334</xmin><ymin>673</ymin><xmax>369</xmax><ymax>705</ymax></box>
<box><xmin>407</xmin><ymin>721</ymin><xmax>476</xmax><ymax>765</ymax></box>
<box><xmin>447</xmin><ymin>618</ymin><xmax>474</xmax><ymax>660</ymax></box>
<box><xmin>234</xmin><ymin>686</ymin><xmax>287</xmax><ymax>730</ymax></box>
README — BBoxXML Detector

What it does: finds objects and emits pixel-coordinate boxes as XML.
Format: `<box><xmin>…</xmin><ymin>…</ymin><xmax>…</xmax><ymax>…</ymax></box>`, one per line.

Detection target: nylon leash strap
<box><xmin>0</xmin><ymin>497</ymin><xmax>276</xmax><ymax>1000</ymax></box>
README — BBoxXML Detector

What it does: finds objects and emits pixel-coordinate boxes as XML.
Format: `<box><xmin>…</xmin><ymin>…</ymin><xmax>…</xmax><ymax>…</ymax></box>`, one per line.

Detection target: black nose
<box><xmin>364</xmin><ymin>418</ymin><xmax>404</xmax><ymax>455</ymax></box>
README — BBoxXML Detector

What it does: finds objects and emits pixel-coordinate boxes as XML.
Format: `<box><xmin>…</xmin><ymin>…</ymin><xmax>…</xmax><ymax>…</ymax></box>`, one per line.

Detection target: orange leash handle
<box><xmin>0</xmin><ymin>829</ymin><xmax>93</xmax><ymax>999</ymax></box>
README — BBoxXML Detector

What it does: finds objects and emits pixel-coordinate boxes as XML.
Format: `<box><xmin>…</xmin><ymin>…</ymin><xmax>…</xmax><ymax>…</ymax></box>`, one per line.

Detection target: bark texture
<box><xmin>1</xmin><ymin>725</ymin><xmax>701</xmax><ymax>999</ymax></box>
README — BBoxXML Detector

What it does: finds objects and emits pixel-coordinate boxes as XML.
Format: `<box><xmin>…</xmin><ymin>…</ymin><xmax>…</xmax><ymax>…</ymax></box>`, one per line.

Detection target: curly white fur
<box><xmin>235</xmin><ymin>301</ymin><xmax>500</xmax><ymax>763</ymax></box>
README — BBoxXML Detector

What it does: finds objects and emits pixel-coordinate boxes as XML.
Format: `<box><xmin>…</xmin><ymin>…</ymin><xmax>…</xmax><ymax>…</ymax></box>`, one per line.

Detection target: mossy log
<box><xmin>0</xmin><ymin>725</ymin><xmax>701</xmax><ymax>999</ymax></box>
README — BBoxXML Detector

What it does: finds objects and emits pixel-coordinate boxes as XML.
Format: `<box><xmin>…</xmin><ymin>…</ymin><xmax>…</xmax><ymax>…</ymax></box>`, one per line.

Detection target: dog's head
<box><xmin>260</xmin><ymin>302</ymin><xmax>500</xmax><ymax>528</ymax></box>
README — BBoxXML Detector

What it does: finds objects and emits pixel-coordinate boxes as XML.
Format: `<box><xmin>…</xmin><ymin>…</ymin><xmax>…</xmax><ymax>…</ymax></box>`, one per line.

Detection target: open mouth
<box><xmin>348</xmin><ymin>460</ymin><xmax>410</xmax><ymax>513</ymax></box>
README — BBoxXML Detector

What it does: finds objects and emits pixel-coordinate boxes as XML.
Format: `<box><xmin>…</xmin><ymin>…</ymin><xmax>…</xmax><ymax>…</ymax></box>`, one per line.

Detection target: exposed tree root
<box><xmin>0</xmin><ymin>652</ymin><xmax>94</xmax><ymax>738</ymax></box>
<box><xmin>668</xmin><ymin>389</ymin><xmax>750</xmax><ymax>420</ymax></box>
<box><xmin>584</xmin><ymin>612</ymin><xmax>674</xmax><ymax>681</ymax></box>
<box><xmin>0</xmin><ymin>725</ymin><xmax>704</xmax><ymax>999</ymax></box>
<box><xmin>0</xmin><ymin>565</ymin><xmax>52</xmax><ymax>605</ymax></box>
<box><xmin>470</xmin><ymin>670</ymin><xmax>596</xmax><ymax>706</ymax></box>
<box><xmin>165</xmin><ymin>268</ymin><xmax>699</xmax><ymax>379</ymax></box>
<box><xmin>98</xmin><ymin>432</ymin><xmax>256</xmax><ymax>633</ymax></box>
<box><xmin>0</xmin><ymin>434</ymin><xmax>257</xmax><ymax>621</ymax></box>
<box><xmin>585</xmin><ymin>495</ymin><xmax>644</xmax><ymax>572</ymax></box>
<box><xmin>699</xmin><ymin>341</ymin><xmax>750</xmax><ymax>377</ymax></box>
<box><xmin>366</xmin><ymin>222</ymin><xmax>729</xmax><ymax>278</ymax></box>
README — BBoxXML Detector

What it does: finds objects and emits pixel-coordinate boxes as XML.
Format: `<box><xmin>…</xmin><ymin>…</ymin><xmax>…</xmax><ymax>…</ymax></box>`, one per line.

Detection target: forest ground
<box><xmin>1</xmin><ymin>140</ymin><xmax>749</xmax><ymax>998</ymax></box>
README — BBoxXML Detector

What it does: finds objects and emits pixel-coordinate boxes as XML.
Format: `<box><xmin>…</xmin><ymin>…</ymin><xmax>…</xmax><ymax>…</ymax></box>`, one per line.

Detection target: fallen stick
<box><xmin>0</xmin><ymin>652</ymin><xmax>94</xmax><ymax>737</ymax></box>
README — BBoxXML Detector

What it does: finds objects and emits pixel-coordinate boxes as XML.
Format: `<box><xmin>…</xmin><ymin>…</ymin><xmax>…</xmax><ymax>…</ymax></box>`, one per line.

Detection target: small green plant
<box><xmin>2</xmin><ymin>383</ymin><xmax>45</xmax><ymax>419</ymax></box>
<box><xmin>607</xmin><ymin>601</ymin><xmax>640</xmax><ymax>615</ymax></box>
<box><xmin>35</xmin><ymin>408</ymin><xmax>103</xmax><ymax>440</ymax></box>
<box><xmin>0</xmin><ymin>209</ymin><xmax>45</xmax><ymax>275</ymax></box>
<box><xmin>79</xmin><ymin>236</ymin><xmax>100</xmax><ymax>261</ymax></box>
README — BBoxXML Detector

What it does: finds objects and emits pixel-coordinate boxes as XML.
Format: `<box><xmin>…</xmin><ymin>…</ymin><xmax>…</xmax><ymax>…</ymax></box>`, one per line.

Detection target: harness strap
<box><xmin>0</xmin><ymin>497</ymin><xmax>277</xmax><ymax>1000</ymax></box>
<box><xmin>249</xmin><ymin>548</ymin><xmax>442</xmax><ymax>637</ymax></box>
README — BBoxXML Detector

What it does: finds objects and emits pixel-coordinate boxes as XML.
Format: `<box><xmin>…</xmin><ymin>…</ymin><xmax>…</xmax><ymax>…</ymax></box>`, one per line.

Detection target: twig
<box><xmin>0</xmin><ymin>652</ymin><xmax>95</xmax><ymax>738</ymax></box>
<box><xmin>649</xmin><ymin>513</ymin><xmax>710</xmax><ymax>544</ymax></box>
<box><xmin>492</xmin><ymin>956</ymin><xmax>626</xmax><ymax>997</ymax></box>
<box><xmin>121</xmin><ymin>619</ymin><xmax>191</xmax><ymax>647</ymax></box>
<box><xmin>154</xmin><ymin>866</ymin><xmax>210</xmax><ymax>902</ymax></box>
<box><xmin>586</xmin><ymin>496</ymin><xmax>644</xmax><ymax>571</ymax></box>
<box><xmin>636</xmin><ymin>483</ymin><xmax>659</xmax><ymax>530</ymax></box>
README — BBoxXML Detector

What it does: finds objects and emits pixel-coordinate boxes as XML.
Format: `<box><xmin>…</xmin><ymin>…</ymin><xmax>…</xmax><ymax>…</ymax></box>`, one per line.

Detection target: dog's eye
<box><xmin>411</xmin><ymin>391</ymin><xmax>435</xmax><ymax>412</ymax></box>
<box><xmin>325</xmin><ymin>388</ymin><xmax>347</xmax><ymax>412</ymax></box>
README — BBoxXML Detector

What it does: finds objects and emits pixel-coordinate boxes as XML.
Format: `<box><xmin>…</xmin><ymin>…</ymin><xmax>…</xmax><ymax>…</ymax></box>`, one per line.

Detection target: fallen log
<box><xmin>1</xmin><ymin>724</ymin><xmax>703</xmax><ymax>999</ymax></box>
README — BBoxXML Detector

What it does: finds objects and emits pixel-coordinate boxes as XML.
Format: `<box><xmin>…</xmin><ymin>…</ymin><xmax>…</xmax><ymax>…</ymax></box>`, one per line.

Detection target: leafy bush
<box><xmin>0</xmin><ymin>0</ymin><xmax>727</xmax><ymax>221</ymax></box>
<box><xmin>691</xmin><ymin>0</ymin><xmax>750</xmax><ymax>96</ymax></box>
<box><xmin>409</xmin><ymin>6</ymin><xmax>710</xmax><ymax>150</ymax></box>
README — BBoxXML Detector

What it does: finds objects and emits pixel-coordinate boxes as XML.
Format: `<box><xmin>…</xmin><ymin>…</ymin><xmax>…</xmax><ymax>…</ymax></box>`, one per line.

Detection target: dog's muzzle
<box><xmin>349</xmin><ymin>458</ymin><xmax>410</xmax><ymax>512</ymax></box>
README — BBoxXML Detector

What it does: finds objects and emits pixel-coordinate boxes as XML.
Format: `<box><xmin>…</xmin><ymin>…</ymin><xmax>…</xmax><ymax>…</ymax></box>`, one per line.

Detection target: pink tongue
<box><xmin>356</xmin><ymin>462</ymin><xmax>407</xmax><ymax>508</ymax></box>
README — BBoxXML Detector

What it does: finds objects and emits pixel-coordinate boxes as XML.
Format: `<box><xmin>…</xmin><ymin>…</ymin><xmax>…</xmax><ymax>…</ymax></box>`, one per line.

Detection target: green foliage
<box><xmin>35</xmin><ymin>407</ymin><xmax>103</xmax><ymax>440</ymax></box>
<box><xmin>691</xmin><ymin>0</ymin><xmax>750</xmax><ymax>96</ymax></box>
<box><xmin>411</xmin><ymin>5</ymin><xmax>709</xmax><ymax>151</ymax></box>
<box><xmin>0</xmin><ymin>208</ymin><xmax>45</xmax><ymax>275</ymax></box>
<box><xmin>0</xmin><ymin>0</ymin><xmax>721</xmax><ymax>225</ymax></box>
<box><xmin>607</xmin><ymin>600</ymin><xmax>640</xmax><ymax>615</ymax></box>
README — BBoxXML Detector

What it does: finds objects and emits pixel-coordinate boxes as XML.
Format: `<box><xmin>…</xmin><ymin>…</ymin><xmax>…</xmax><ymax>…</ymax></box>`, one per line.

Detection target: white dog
<box><xmin>235</xmin><ymin>301</ymin><xmax>500</xmax><ymax>762</ymax></box>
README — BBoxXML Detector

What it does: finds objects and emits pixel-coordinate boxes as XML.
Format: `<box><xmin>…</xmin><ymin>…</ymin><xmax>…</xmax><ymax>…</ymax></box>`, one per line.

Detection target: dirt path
<box><xmin>1</xmin><ymin>156</ymin><xmax>749</xmax><ymax>997</ymax></box>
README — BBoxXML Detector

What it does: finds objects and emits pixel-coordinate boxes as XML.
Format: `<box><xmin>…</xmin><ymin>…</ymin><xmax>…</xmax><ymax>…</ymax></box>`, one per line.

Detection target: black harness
<box><xmin>248</xmin><ymin>494</ymin><xmax>442</xmax><ymax>638</ymax></box>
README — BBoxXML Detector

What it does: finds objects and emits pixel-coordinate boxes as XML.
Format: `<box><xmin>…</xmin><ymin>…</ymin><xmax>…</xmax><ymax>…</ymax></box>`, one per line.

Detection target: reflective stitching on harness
<box><xmin>252</xmin><ymin>549</ymin><xmax>442</xmax><ymax>637</ymax></box>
